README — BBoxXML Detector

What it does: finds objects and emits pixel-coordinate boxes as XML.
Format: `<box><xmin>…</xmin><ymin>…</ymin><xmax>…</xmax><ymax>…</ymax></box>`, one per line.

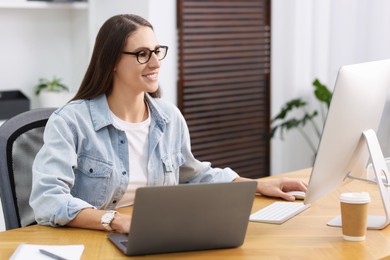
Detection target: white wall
<box><xmin>271</xmin><ymin>0</ymin><xmax>390</xmax><ymax>175</ymax></box>
<box><xmin>0</xmin><ymin>0</ymin><xmax>177</xmax><ymax>109</ymax></box>
<box><xmin>0</xmin><ymin>8</ymin><xmax>88</xmax><ymax>108</ymax></box>
<box><xmin>149</xmin><ymin>0</ymin><xmax>178</xmax><ymax>104</ymax></box>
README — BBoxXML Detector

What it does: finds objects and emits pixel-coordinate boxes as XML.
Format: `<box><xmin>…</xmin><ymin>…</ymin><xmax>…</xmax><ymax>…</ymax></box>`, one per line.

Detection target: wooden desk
<box><xmin>1</xmin><ymin>168</ymin><xmax>390</xmax><ymax>259</ymax></box>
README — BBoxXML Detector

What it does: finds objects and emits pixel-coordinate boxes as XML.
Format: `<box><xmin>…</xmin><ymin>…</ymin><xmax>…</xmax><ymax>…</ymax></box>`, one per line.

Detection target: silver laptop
<box><xmin>108</xmin><ymin>181</ymin><xmax>256</xmax><ymax>256</ymax></box>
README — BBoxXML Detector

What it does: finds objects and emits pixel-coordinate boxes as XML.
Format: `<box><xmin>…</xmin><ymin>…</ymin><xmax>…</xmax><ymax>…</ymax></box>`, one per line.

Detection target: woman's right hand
<box><xmin>111</xmin><ymin>213</ymin><xmax>131</xmax><ymax>233</ymax></box>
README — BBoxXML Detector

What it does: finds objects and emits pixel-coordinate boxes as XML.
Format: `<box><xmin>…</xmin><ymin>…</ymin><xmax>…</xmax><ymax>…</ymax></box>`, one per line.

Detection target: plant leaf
<box><xmin>34</xmin><ymin>76</ymin><xmax>69</xmax><ymax>95</ymax></box>
<box><xmin>269</xmin><ymin>111</ymin><xmax>318</xmax><ymax>139</ymax></box>
<box><xmin>272</xmin><ymin>98</ymin><xmax>307</xmax><ymax>122</ymax></box>
<box><xmin>313</xmin><ymin>78</ymin><xmax>332</xmax><ymax>108</ymax></box>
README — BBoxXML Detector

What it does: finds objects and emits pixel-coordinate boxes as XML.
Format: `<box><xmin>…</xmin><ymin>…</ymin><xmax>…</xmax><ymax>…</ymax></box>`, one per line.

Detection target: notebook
<box><xmin>108</xmin><ymin>181</ymin><xmax>256</xmax><ymax>256</ymax></box>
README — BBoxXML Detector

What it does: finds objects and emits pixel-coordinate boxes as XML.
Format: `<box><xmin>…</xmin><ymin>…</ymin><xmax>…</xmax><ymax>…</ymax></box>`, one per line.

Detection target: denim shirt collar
<box><xmin>89</xmin><ymin>93</ymin><xmax>169</xmax><ymax>132</ymax></box>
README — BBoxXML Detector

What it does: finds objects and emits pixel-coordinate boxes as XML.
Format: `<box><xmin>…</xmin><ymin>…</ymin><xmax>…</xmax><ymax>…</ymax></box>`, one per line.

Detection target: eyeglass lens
<box><xmin>137</xmin><ymin>46</ymin><xmax>168</xmax><ymax>64</ymax></box>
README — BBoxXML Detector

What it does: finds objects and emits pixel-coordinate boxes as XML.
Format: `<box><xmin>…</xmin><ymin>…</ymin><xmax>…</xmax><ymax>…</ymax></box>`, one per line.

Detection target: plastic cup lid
<box><xmin>339</xmin><ymin>192</ymin><xmax>371</xmax><ymax>204</ymax></box>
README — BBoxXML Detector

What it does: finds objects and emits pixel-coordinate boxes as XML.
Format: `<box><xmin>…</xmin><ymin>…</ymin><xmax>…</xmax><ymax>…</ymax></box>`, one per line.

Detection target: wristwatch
<box><xmin>101</xmin><ymin>210</ymin><xmax>118</xmax><ymax>231</ymax></box>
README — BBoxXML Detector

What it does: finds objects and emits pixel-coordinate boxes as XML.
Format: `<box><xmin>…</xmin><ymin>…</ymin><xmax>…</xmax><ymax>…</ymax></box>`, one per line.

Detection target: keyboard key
<box><xmin>249</xmin><ymin>202</ymin><xmax>310</xmax><ymax>224</ymax></box>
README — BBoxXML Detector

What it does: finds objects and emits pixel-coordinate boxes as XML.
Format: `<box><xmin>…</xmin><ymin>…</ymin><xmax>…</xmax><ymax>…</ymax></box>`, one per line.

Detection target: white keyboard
<box><xmin>250</xmin><ymin>202</ymin><xmax>310</xmax><ymax>224</ymax></box>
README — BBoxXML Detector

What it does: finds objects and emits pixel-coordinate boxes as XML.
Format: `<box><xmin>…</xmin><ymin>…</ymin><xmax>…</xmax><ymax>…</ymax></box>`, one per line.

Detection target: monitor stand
<box><xmin>327</xmin><ymin>129</ymin><xmax>390</xmax><ymax>230</ymax></box>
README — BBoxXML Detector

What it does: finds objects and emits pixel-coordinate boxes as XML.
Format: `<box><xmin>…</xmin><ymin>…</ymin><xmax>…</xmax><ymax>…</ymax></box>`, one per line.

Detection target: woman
<box><xmin>30</xmin><ymin>14</ymin><xmax>307</xmax><ymax>234</ymax></box>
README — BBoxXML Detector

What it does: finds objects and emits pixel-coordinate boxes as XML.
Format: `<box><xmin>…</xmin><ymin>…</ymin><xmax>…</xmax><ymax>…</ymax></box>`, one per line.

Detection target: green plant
<box><xmin>269</xmin><ymin>79</ymin><xmax>333</xmax><ymax>154</ymax></box>
<box><xmin>34</xmin><ymin>76</ymin><xmax>69</xmax><ymax>95</ymax></box>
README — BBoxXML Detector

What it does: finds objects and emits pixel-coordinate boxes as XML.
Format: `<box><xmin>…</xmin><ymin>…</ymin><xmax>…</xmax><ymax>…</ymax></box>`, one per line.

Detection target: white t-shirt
<box><xmin>110</xmin><ymin>109</ymin><xmax>150</xmax><ymax>207</ymax></box>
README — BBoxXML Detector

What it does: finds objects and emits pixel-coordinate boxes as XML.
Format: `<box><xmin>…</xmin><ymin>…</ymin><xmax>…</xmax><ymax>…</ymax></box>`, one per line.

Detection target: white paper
<box><xmin>10</xmin><ymin>244</ymin><xmax>84</xmax><ymax>260</ymax></box>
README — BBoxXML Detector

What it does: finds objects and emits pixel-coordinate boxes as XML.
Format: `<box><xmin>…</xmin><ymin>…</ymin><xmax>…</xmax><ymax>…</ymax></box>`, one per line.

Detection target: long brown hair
<box><xmin>71</xmin><ymin>14</ymin><xmax>160</xmax><ymax>101</ymax></box>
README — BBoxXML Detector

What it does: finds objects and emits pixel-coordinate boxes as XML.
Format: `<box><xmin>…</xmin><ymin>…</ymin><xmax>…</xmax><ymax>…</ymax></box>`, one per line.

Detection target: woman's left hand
<box><xmin>234</xmin><ymin>177</ymin><xmax>307</xmax><ymax>201</ymax></box>
<box><xmin>255</xmin><ymin>177</ymin><xmax>307</xmax><ymax>201</ymax></box>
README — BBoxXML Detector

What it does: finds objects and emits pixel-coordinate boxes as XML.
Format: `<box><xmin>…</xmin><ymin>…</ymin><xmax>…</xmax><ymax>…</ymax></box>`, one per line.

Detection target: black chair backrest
<box><xmin>0</xmin><ymin>108</ymin><xmax>56</xmax><ymax>230</ymax></box>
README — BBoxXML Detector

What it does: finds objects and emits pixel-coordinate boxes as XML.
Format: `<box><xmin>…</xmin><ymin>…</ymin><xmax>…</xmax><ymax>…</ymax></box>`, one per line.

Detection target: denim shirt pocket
<box><xmin>72</xmin><ymin>154</ymin><xmax>113</xmax><ymax>207</ymax></box>
<box><xmin>161</xmin><ymin>152</ymin><xmax>185</xmax><ymax>185</ymax></box>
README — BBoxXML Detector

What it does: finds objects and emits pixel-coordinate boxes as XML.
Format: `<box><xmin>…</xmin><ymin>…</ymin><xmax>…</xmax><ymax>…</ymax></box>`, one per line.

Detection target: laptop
<box><xmin>108</xmin><ymin>181</ymin><xmax>257</xmax><ymax>256</ymax></box>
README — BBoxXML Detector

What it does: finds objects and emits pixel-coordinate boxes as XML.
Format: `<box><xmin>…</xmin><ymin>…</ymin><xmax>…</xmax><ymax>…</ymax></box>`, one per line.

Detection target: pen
<box><xmin>38</xmin><ymin>249</ymin><xmax>68</xmax><ymax>260</ymax></box>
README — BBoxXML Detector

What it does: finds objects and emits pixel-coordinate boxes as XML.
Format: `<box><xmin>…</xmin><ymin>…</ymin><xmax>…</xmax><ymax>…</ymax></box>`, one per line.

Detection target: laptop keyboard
<box><xmin>249</xmin><ymin>202</ymin><xmax>310</xmax><ymax>224</ymax></box>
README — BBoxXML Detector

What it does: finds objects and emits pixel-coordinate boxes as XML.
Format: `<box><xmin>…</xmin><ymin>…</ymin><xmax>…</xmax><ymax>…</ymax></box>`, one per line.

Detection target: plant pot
<box><xmin>38</xmin><ymin>91</ymin><xmax>74</xmax><ymax>108</ymax></box>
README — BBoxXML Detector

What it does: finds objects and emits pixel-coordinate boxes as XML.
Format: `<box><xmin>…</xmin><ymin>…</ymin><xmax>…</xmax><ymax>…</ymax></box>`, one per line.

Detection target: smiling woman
<box><xmin>29</xmin><ymin>13</ymin><xmax>306</xmax><ymax>235</ymax></box>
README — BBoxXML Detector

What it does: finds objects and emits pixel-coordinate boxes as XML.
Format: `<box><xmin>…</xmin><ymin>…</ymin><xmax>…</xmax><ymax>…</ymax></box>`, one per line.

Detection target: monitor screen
<box><xmin>304</xmin><ymin>59</ymin><xmax>390</xmax><ymax>205</ymax></box>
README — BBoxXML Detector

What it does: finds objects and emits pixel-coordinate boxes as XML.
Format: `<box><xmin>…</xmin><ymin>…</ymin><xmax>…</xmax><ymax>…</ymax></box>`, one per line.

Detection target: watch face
<box><xmin>102</xmin><ymin>212</ymin><xmax>113</xmax><ymax>223</ymax></box>
<box><xmin>102</xmin><ymin>211</ymin><xmax>117</xmax><ymax>229</ymax></box>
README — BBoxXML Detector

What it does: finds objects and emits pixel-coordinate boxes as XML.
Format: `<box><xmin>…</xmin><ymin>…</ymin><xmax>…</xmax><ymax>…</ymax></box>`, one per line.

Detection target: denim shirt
<box><xmin>29</xmin><ymin>94</ymin><xmax>239</xmax><ymax>227</ymax></box>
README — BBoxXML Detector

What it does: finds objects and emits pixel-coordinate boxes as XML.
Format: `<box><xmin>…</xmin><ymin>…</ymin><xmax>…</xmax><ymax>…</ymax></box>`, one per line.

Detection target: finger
<box><xmin>280</xmin><ymin>192</ymin><xmax>296</xmax><ymax>201</ymax></box>
<box><xmin>290</xmin><ymin>180</ymin><xmax>308</xmax><ymax>191</ymax></box>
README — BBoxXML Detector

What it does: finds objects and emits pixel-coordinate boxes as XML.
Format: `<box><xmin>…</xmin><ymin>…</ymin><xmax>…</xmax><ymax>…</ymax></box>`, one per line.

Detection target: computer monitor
<box><xmin>303</xmin><ymin>59</ymin><xmax>390</xmax><ymax>229</ymax></box>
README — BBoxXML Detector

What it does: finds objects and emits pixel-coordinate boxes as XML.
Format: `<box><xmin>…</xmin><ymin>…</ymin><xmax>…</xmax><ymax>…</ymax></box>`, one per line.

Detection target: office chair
<box><xmin>0</xmin><ymin>107</ymin><xmax>56</xmax><ymax>230</ymax></box>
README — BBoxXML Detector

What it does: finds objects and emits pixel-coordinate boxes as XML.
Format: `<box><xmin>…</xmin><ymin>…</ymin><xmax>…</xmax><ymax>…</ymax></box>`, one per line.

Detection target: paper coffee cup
<box><xmin>339</xmin><ymin>192</ymin><xmax>371</xmax><ymax>241</ymax></box>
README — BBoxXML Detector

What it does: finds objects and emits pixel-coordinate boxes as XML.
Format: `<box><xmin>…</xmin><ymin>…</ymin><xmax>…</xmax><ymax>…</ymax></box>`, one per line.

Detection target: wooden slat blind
<box><xmin>177</xmin><ymin>0</ymin><xmax>270</xmax><ymax>178</ymax></box>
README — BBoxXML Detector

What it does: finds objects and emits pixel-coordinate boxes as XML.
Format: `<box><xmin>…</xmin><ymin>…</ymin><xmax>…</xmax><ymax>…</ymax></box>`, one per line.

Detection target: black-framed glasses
<box><xmin>122</xmin><ymin>45</ymin><xmax>168</xmax><ymax>64</ymax></box>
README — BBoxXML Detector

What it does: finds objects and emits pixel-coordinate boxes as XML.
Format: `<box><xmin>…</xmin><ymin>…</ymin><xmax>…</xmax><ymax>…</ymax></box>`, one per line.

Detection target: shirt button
<box><xmin>113</xmin><ymin>200</ymin><xmax>117</xmax><ymax>204</ymax></box>
<box><xmin>89</xmin><ymin>168</ymin><xmax>93</xmax><ymax>173</ymax></box>
<box><xmin>120</xmin><ymin>140</ymin><xmax>125</xmax><ymax>144</ymax></box>
<box><xmin>122</xmin><ymin>171</ymin><xmax>127</xmax><ymax>175</ymax></box>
